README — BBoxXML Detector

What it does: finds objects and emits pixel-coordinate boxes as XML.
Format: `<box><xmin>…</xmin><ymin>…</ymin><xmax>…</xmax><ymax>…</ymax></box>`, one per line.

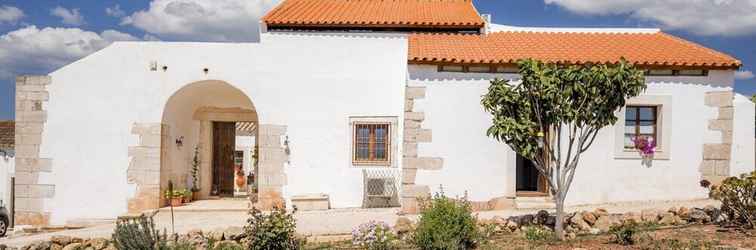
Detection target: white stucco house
<box><xmin>12</xmin><ymin>0</ymin><xmax>754</xmax><ymax>226</ymax></box>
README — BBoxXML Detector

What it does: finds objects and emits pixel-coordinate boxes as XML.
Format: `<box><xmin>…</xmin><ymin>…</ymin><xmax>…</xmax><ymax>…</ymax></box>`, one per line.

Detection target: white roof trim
<box><xmin>489</xmin><ymin>24</ymin><xmax>660</xmax><ymax>34</ymax></box>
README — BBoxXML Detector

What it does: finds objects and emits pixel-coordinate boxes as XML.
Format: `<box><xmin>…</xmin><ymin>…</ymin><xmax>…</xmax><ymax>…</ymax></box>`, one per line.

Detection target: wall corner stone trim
<box><xmin>14</xmin><ymin>75</ymin><xmax>54</xmax><ymax>226</ymax></box>
<box><xmin>401</xmin><ymin>86</ymin><xmax>443</xmax><ymax>214</ymax></box>
<box><xmin>127</xmin><ymin>123</ymin><xmax>165</xmax><ymax>213</ymax></box>
<box><xmin>254</xmin><ymin>124</ymin><xmax>288</xmax><ymax>210</ymax></box>
<box><xmin>700</xmin><ymin>91</ymin><xmax>734</xmax><ymax>185</ymax></box>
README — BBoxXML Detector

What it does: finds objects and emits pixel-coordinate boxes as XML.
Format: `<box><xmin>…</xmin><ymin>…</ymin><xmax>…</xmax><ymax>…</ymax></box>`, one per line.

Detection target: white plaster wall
<box><xmin>236</xmin><ymin>135</ymin><xmax>255</xmax><ymax>174</ymax></box>
<box><xmin>410</xmin><ymin>64</ymin><xmax>735</xmax><ymax>205</ymax></box>
<box><xmin>731</xmin><ymin>94</ymin><xmax>755</xmax><ymax>176</ymax></box>
<box><xmin>0</xmin><ymin>155</ymin><xmax>13</xmax><ymax>206</ymax></box>
<box><xmin>42</xmin><ymin>33</ymin><xmax>407</xmax><ymax>224</ymax></box>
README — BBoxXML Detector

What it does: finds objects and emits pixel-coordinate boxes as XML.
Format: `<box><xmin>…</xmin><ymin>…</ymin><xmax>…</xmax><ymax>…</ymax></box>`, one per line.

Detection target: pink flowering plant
<box><xmin>633</xmin><ymin>136</ymin><xmax>656</xmax><ymax>157</ymax></box>
<box><xmin>351</xmin><ymin>220</ymin><xmax>396</xmax><ymax>250</ymax></box>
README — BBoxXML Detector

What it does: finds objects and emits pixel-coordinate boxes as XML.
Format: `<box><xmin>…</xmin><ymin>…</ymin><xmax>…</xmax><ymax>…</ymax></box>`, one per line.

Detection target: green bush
<box><xmin>112</xmin><ymin>215</ymin><xmax>169</xmax><ymax>250</ymax></box>
<box><xmin>709</xmin><ymin>171</ymin><xmax>756</xmax><ymax>229</ymax></box>
<box><xmin>522</xmin><ymin>226</ymin><xmax>554</xmax><ymax>243</ymax></box>
<box><xmin>609</xmin><ymin>221</ymin><xmax>639</xmax><ymax>245</ymax></box>
<box><xmin>243</xmin><ymin>205</ymin><xmax>303</xmax><ymax>250</ymax></box>
<box><xmin>412</xmin><ymin>191</ymin><xmax>480</xmax><ymax>250</ymax></box>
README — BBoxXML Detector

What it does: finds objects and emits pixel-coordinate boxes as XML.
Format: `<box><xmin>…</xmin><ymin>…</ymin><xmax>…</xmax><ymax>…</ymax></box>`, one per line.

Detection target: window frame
<box><xmin>350</xmin><ymin>117</ymin><xmax>398</xmax><ymax>167</ymax></box>
<box><xmin>613</xmin><ymin>95</ymin><xmax>672</xmax><ymax>160</ymax></box>
<box><xmin>623</xmin><ymin>105</ymin><xmax>659</xmax><ymax>149</ymax></box>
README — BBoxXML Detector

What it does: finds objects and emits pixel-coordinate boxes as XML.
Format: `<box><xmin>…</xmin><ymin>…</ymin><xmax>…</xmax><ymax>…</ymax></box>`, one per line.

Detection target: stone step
<box><xmin>515</xmin><ymin>197</ymin><xmax>556</xmax><ymax>210</ymax></box>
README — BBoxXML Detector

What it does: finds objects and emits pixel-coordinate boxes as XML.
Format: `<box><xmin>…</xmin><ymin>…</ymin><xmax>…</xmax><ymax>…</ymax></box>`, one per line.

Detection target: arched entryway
<box><xmin>161</xmin><ymin>80</ymin><xmax>259</xmax><ymax>202</ymax></box>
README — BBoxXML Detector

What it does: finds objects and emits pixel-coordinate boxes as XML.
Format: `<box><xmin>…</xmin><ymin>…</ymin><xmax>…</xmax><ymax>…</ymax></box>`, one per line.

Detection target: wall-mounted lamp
<box><xmin>162</xmin><ymin>65</ymin><xmax>168</xmax><ymax>72</ymax></box>
<box><xmin>175</xmin><ymin>136</ymin><xmax>184</xmax><ymax>148</ymax></box>
<box><xmin>149</xmin><ymin>61</ymin><xmax>158</xmax><ymax>71</ymax></box>
<box><xmin>203</xmin><ymin>68</ymin><xmax>209</xmax><ymax>74</ymax></box>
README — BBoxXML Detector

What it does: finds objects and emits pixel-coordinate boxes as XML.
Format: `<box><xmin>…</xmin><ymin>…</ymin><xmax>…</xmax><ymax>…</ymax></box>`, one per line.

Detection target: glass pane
<box><xmin>624</xmin><ymin>125</ymin><xmax>636</xmax><ymax>134</ymax></box>
<box><xmin>625</xmin><ymin>108</ymin><xmax>637</xmax><ymax>120</ymax></box>
<box><xmin>639</xmin><ymin>107</ymin><xmax>655</xmax><ymax>120</ymax></box>
<box><xmin>375</xmin><ymin>128</ymin><xmax>386</xmax><ymax>143</ymax></box>
<box><xmin>375</xmin><ymin>143</ymin><xmax>386</xmax><ymax>159</ymax></box>
<box><xmin>357</xmin><ymin>144</ymin><xmax>369</xmax><ymax>160</ymax></box>
<box><xmin>624</xmin><ymin>134</ymin><xmax>635</xmax><ymax>148</ymax></box>
<box><xmin>639</xmin><ymin>125</ymin><xmax>654</xmax><ymax>134</ymax></box>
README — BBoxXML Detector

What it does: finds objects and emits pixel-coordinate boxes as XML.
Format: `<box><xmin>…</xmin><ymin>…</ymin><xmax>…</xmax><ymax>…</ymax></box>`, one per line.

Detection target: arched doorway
<box><xmin>161</xmin><ymin>80</ymin><xmax>259</xmax><ymax>202</ymax></box>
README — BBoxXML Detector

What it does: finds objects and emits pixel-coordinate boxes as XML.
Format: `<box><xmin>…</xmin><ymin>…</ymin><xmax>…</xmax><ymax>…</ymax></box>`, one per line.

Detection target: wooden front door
<box><xmin>213</xmin><ymin>122</ymin><xmax>236</xmax><ymax>197</ymax></box>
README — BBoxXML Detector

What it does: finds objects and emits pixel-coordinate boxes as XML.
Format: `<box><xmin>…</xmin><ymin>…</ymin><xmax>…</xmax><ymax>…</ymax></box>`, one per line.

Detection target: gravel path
<box><xmin>0</xmin><ymin>199</ymin><xmax>720</xmax><ymax>248</ymax></box>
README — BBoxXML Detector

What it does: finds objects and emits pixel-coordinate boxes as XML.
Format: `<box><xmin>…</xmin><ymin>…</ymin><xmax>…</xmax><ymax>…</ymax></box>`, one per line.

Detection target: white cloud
<box><xmin>735</xmin><ymin>70</ymin><xmax>755</xmax><ymax>80</ymax></box>
<box><xmin>0</xmin><ymin>26</ymin><xmax>138</xmax><ymax>79</ymax></box>
<box><xmin>544</xmin><ymin>0</ymin><xmax>756</xmax><ymax>36</ymax></box>
<box><xmin>0</xmin><ymin>5</ymin><xmax>24</xmax><ymax>24</ymax></box>
<box><xmin>105</xmin><ymin>4</ymin><xmax>126</xmax><ymax>18</ymax></box>
<box><xmin>121</xmin><ymin>0</ymin><xmax>280</xmax><ymax>42</ymax></box>
<box><xmin>50</xmin><ymin>6</ymin><xmax>86</xmax><ymax>26</ymax></box>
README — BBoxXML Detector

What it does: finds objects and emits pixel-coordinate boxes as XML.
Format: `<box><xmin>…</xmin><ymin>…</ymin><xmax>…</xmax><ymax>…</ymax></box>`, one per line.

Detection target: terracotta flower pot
<box><xmin>192</xmin><ymin>191</ymin><xmax>200</xmax><ymax>201</ymax></box>
<box><xmin>170</xmin><ymin>197</ymin><xmax>183</xmax><ymax>207</ymax></box>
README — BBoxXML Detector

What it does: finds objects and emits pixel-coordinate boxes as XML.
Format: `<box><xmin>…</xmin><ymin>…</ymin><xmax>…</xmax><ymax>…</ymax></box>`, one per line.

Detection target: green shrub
<box><xmin>609</xmin><ymin>221</ymin><xmax>639</xmax><ymax>245</ymax></box>
<box><xmin>243</xmin><ymin>205</ymin><xmax>302</xmax><ymax>250</ymax></box>
<box><xmin>522</xmin><ymin>226</ymin><xmax>554</xmax><ymax>243</ymax></box>
<box><xmin>112</xmin><ymin>215</ymin><xmax>169</xmax><ymax>250</ymax></box>
<box><xmin>709</xmin><ymin>171</ymin><xmax>756</xmax><ymax>229</ymax></box>
<box><xmin>351</xmin><ymin>221</ymin><xmax>396</xmax><ymax>250</ymax></box>
<box><xmin>412</xmin><ymin>191</ymin><xmax>480</xmax><ymax>250</ymax></box>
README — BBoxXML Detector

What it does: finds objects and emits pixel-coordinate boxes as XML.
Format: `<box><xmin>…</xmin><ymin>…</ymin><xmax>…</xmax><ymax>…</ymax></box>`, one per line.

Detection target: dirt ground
<box><xmin>306</xmin><ymin>225</ymin><xmax>755</xmax><ymax>250</ymax></box>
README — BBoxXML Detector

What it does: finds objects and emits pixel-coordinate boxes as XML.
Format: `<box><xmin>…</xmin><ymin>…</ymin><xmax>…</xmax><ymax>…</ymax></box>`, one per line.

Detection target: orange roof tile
<box><xmin>408</xmin><ymin>31</ymin><xmax>741</xmax><ymax>69</ymax></box>
<box><xmin>263</xmin><ymin>0</ymin><xmax>485</xmax><ymax>30</ymax></box>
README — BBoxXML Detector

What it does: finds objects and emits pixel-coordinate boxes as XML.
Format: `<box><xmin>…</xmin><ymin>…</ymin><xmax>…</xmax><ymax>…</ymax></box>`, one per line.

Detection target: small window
<box><xmin>645</xmin><ymin>69</ymin><xmax>674</xmax><ymax>76</ymax></box>
<box><xmin>438</xmin><ymin>65</ymin><xmax>464</xmax><ymax>72</ymax></box>
<box><xmin>624</xmin><ymin>106</ymin><xmax>658</xmax><ymax>149</ymax></box>
<box><xmin>467</xmin><ymin>65</ymin><xmax>492</xmax><ymax>73</ymax></box>
<box><xmin>353</xmin><ymin>123</ymin><xmax>391</xmax><ymax>165</ymax></box>
<box><xmin>678</xmin><ymin>69</ymin><xmax>708</xmax><ymax>76</ymax></box>
<box><xmin>495</xmin><ymin>66</ymin><xmax>519</xmax><ymax>73</ymax></box>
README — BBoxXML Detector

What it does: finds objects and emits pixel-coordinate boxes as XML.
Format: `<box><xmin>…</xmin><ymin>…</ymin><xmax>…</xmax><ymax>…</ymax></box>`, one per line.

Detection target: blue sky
<box><xmin>0</xmin><ymin>0</ymin><xmax>754</xmax><ymax>120</ymax></box>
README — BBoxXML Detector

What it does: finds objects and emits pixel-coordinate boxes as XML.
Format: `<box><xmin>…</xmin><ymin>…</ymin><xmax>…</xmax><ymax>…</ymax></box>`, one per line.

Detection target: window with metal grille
<box><xmin>353</xmin><ymin>123</ymin><xmax>391</xmax><ymax>165</ymax></box>
<box><xmin>624</xmin><ymin>106</ymin><xmax>658</xmax><ymax>149</ymax></box>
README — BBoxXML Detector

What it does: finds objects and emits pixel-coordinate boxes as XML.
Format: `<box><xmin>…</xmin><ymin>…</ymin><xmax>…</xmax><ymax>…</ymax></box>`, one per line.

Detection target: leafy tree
<box><xmin>481</xmin><ymin>59</ymin><xmax>646</xmax><ymax>240</ymax></box>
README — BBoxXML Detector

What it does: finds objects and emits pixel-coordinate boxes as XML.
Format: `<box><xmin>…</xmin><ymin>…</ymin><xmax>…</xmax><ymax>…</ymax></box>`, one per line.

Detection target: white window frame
<box><xmin>349</xmin><ymin>116</ymin><xmax>399</xmax><ymax>167</ymax></box>
<box><xmin>613</xmin><ymin>95</ymin><xmax>672</xmax><ymax>160</ymax></box>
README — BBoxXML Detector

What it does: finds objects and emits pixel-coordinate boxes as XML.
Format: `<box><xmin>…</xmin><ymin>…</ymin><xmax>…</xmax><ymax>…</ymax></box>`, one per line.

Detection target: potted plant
<box><xmin>182</xmin><ymin>189</ymin><xmax>192</xmax><ymax>203</ymax></box>
<box><xmin>190</xmin><ymin>146</ymin><xmax>201</xmax><ymax>200</ymax></box>
<box><xmin>164</xmin><ymin>189</ymin><xmax>183</xmax><ymax>207</ymax></box>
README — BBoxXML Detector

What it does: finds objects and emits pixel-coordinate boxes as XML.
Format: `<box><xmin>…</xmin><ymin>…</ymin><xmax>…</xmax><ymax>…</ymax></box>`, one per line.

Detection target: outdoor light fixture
<box><xmin>175</xmin><ymin>136</ymin><xmax>184</xmax><ymax>148</ymax></box>
<box><xmin>203</xmin><ymin>68</ymin><xmax>209</xmax><ymax>74</ymax></box>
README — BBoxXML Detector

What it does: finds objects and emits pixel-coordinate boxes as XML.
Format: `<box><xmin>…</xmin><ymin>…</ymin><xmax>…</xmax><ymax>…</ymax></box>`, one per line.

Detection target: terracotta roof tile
<box><xmin>0</xmin><ymin>120</ymin><xmax>13</xmax><ymax>151</ymax></box>
<box><xmin>408</xmin><ymin>31</ymin><xmax>742</xmax><ymax>68</ymax></box>
<box><xmin>263</xmin><ymin>0</ymin><xmax>485</xmax><ymax>29</ymax></box>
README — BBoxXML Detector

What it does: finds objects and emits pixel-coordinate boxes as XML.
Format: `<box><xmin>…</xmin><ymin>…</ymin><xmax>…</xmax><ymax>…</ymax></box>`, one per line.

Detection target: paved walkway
<box><xmin>0</xmin><ymin>199</ymin><xmax>720</xmax><ymax>248</ymax></box>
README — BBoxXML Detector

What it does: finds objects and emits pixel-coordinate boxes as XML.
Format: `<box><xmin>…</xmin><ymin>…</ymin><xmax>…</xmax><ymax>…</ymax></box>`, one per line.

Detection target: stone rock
<box><xmin>491</xmin><ymin>216</ymin><xmax>506</xmax><ymax>226</ymax></box>
<box><xmin>88</xmin><ymin>238</ymin><xmax>109</xmax><ymax>250</ymax></box>
<box><xmin>589</xmin><ymin>228</ymin><xmax>601</xmax><ymax>235</ymax></box>
<box><xmin>688</xmin><ymin>208</ymin><xmax>709</xmax><ymax>223</ymax></box>
<box><xmin>535</xmin><ymin>210</ymin><xmax>550</xmax><ymax>225</ymax></box>
<box><xmin>50</xmin><ymin>244</ymin><xmax>63</xmax><ymax>250</ymax></box>
<box><xmin>212</xmin><ymin>240</ymin><xmax>242</xmax><ymax>249</ymax></box>
<box><xmin>678</xmin><ymin>207</ymin><xmax>690</xmax><ymax>219</ymax></box>
<box><xmin>594</xmin><ymin>208</ymin><xmax>609</xmax><ymax>217</ymax></box>
<box><xmin>594</xmin><ymin>214</ymin><xmax>621</xmax><ymax>233</ymax></box>
<box><xmin>394</xmin><ymin>217</ymin><xmax>414</xmax><ymax>235</ymax></box>
<box><xmin>506</xmin><ymin>220</ymin><xmax>519</xmax><ymax>231</ymax></box>
<box><xmin>51</xmin><ymin>236</ymin><xmax>74</xmax><ymax>246</ymax></box>
<box><xmin>520</xmin><ymin>214</ymin><xmax>534</xmax><ymax>226</ymax></box>
<box><xmin>567</xmin><ymin>232</ymin><xmax>577</xmax><ymax>239</ymax></box>
<box><xmin>641</xmin><ymin>209</ymin><xmax>660</xmax><ymax>223</ymax></box>
<box><xmin>570</xmin><ymin>212</ymin><xmax>591</xmax><ymax>231</ymax></box>
<box><xmin>622</xmin><ymin>212</ymin><xmax>642</xmax><ymax>224</ymax></box>
<box><xmin>207</xmin><ymin>229</ymin><xmax>225</xmax><ymax>241</ymax></box>
<box><xmin>62</xmin><ymin>243</ymin><xmax>82</xmax><ymax>250</ymax></box>
<box><xmin>102</xmin><ymin>244</ymin><xmax>116</xmax><ymax>250</ymax></box>
<box><xmin>668</xmin><ymin>207</ymin><xmax>678</xmax><ymax>215</ymax></box>
<box><xmin>223</xmin><ymin>226</ymin><xmax>243</xmax><ymax>241</ymax></box>
<box><xmin>582</xmin><ymin>211</ymin><xmax>597</xmax><ymax>225</ymax></box>
<box><xmin>25</xmin><ymin>240</ymin><xmax>51</xmax><ymax>250</ymax></box>
<box><xmin>659</xmin><ymin>212</ymin><xmax>682</xmax><ymax>225</ymax></box>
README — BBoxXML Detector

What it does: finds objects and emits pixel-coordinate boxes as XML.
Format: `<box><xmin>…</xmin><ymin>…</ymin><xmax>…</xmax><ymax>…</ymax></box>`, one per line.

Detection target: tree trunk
<box><xmin>554</xmin><ymin>195</ymin><xmax>566</xmax><ymax>240</ymax></box>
